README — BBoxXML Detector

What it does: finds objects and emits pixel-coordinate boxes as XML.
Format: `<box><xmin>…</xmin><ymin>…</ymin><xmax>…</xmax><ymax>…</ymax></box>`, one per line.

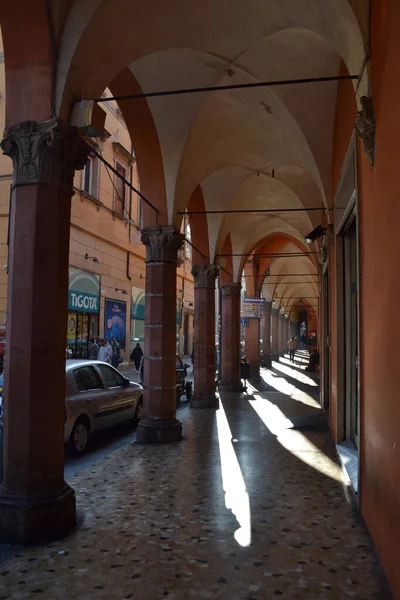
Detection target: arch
<box><xmin>186</xmin><ymin>186</ymin><xmax>210</xmax><ymax>265</ymax></box>
<box><xmin>236</xmin><ymin>232</ymin><xmax>316</xmax><ymax>283</ymax></box>
<box><xmin>109</xmin><ymin>68</ymin><xmax>167</xmax><ymax>225</ymax></box>
<box><xmin>56</xmin><ymin>0</ymin><xmax>368</xmax><ymax>119</ymax></box>
<box><xmin>219</xmin><ymin>234</ymin><xmax>233</xmax><ymax>284</ymax></box>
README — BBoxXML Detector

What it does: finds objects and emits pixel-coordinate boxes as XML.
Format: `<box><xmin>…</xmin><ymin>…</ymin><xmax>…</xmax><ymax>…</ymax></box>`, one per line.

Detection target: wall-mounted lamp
<box><xmin>266</xmin><ymin>268</ymin><xmax>271</xmax><ymax>277</ymax></box>
<box><xmin>140</xmin><ymin>274</ymin><xmax>144</xmax><ymax>279</ymax></box>
<box><xmin>304</xmin><ymin>225</ymin><xmax>326</xmax><ymax>244</ymax></box>
<box><xmin>115</xmin><ymin>288</ymin><xmax>128</xmax><ymax>295</ymax></box>
<box><xmin>85</xmin><ymin>253</ymin><xmax>100</xmax><ymax>264</ymax></box>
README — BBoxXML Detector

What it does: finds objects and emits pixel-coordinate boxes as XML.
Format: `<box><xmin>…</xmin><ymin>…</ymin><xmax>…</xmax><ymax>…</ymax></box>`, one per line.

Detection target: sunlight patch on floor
<box><xmin>272</xmin><ymin>361</ymin><xmax>318</xmax><ymax>387</ymax></box>
<box><xmin>249</xmin><ymin>396</ymin><xmax>344</xmax><ymax>482</ymax></box>
<box><xmin>216</xmin><ymin>400</ymin><xmax>252</xmax><ymax>547</ymax></box>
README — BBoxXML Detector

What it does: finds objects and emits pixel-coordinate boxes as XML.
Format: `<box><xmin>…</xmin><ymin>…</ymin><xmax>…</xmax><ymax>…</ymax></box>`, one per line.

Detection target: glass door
<box><xmin>322</xmin><ymin>266</ymin><xmax>330</xmax><ymax>414</ymax></box>
<box><xmin>343</xmin><ymin>215</ymin><xmax>359</xmax><ymax>447</ymax></box>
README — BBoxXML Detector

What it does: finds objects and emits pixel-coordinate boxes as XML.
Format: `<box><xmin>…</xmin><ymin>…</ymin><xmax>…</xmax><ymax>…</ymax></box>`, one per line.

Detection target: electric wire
<box><xmin>90</xmin><ymin>75</ymin><xmax>358</xmax><ymax>103</ymax></box>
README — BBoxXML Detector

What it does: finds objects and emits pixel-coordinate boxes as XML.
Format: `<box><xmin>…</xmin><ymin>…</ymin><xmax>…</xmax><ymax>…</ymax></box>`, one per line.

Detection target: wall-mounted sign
<box><xmin>105</xmin><ymin>298</ymin><xmax>126</xmax><ymax>349</ymax></box>
<box><xmin>68</xmin><ymin>267</ymin><xmax>100</xmax><ymax>314</ymax></box>
<box><xmin>241</xmin><ymin>303</ymin><xmax>263</xmax><ymax>318</ymax></box>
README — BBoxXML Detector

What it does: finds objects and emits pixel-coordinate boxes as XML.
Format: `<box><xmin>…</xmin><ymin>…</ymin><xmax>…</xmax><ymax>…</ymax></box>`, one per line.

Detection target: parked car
<box><xmin>65</xmin><ymin>359</ymin><xmax>143</xmax><ymax>456</ymax></box>
<box><xmin>139</xmin><ymin>354</ymin><xmax>191</xmax><ymax>407</ymax></box>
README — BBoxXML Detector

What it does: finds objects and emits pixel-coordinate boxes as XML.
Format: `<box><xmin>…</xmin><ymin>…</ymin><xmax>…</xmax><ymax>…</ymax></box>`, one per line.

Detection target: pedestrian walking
<box><xmin>110</xmin><ymin>338</ymin><xmax>122</xmax><ymax>369</ymax></box>
<box><xmin>287</xmin><ymin>336</ymin><xmax>297</xmax><ymax>363</ymax></box>
<box><xmin>130</xmin><ymin>343</ymin><xmax>143</xmax><ymax>372</ymax></box>
<box><xmin>98</xmin><ymin>339</ymin><xmax>112</xmax><ymax>364</ymax></box>
<box><xmin>88</xmin><ymin>338</ymin><xmax>99</xmax><ymax>360</ymax></box>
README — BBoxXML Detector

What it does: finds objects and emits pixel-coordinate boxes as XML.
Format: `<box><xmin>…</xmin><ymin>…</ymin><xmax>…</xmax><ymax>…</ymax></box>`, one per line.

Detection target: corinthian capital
<box><xmin>220</xmin><ymin>282</ymin><xmax>241</xmax><ymax>296</ymax></box>
<box><xmin>191</xmin><ymin>264</ymin><xmax>218</xmax><ymax>289</ymax></box>
<box><xmin>355</xmin><ymin>96</ymin><xmax>375</xmax><ymax>167</ymax></box>
<box><xmin>1</xmin><ymin>118</ymin><xmax>90</xmax><ymax>189</ymax></box>
<box><xmin>141</xmin><ymin>226</ymin><xmax>184</xmax><ymax>263</ymax></box>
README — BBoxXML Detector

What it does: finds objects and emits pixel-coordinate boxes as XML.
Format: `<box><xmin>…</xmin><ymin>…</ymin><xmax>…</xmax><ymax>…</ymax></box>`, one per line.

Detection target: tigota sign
<box><xmin>69</xmin><ymin>291</ymin><xmax>99</xmax><ymax>313</ymax></box>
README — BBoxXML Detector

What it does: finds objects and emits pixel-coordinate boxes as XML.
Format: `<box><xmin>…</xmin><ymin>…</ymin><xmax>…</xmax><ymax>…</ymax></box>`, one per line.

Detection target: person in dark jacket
<box><xmin>88</xmin><ymin>338</ymin><xmax>99</xmax><ymax>360</ymax></box>
<box><xmin>110</xmin><ymin>338</ymin><xmax>121</xmax><ymax>369</ymax></box>
<box><xmin>130</xmin><ymin>343</ymin><xmax>143</xmax><ymax>372</ymax></box>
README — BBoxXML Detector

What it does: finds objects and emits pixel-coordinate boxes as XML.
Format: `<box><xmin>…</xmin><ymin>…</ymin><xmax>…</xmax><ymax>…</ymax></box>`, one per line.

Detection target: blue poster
<box><xmin>104</xmin><ymin>299</ymin><xmax>126</xmax><ymax>349</ymax></box>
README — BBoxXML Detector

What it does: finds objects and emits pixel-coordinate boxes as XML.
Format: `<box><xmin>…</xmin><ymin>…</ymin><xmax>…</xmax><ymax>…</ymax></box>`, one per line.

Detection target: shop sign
<box><xmin>68</xmin><ymin>267</ymin><xmax>100</xmax><ymax>314</ymax></box>
<box><xmin>131</xmin><ymin>285</ymin><xmax>145</xmax><ymax>320</ymax></box>
<box><xmin>69</xmin><ymin>292</ymin><xmax>98</xmax><ymax>312</ymax></box>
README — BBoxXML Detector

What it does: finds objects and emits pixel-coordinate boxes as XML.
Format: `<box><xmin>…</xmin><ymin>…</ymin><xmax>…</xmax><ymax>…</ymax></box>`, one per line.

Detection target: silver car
<box><xmin>65</xmin><ymin>359</ymin><xmax>143</xmax><ymax>456</ymax></box>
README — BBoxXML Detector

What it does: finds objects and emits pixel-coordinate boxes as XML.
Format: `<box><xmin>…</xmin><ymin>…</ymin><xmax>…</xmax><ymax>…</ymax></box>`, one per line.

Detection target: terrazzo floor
<box><xmin>0</xmin><ymin>354</ymin><xmax>392</xmax><ymax>599</ymax></box>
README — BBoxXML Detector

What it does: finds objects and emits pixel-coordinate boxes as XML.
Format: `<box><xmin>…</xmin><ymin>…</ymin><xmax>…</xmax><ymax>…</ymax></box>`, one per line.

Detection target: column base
<box><xmin>0</xmin><ymin>484</ymin><xmax>76</xmax><ymax>544</ymax></box>
<box><xmin>218</xmin><ymin>381</ymin><xmax>243</xmax><ymax>393</ymax></box>
<box><xmin>190</xmin><ymin>393</ymin><xmax>219</xmax><ymax>409</ymax></box>
<box><xmin>249</xmin><ymin>362</ymin><xmax>260</xmax><ymax>379</ymax></box>
<box><xmin>271</xmin><ymin>354</ymin><xmax>280</xmax><ymax>362</ymax></box>
<box><xmin>136</xmin><ymin>417</ymin><xmax>182</xmax><ymax>443</ymax></box>
<box><xmin>260</xmin><ymin>356</ymin><xmax>272</xmax><ymax>369</ymax></box>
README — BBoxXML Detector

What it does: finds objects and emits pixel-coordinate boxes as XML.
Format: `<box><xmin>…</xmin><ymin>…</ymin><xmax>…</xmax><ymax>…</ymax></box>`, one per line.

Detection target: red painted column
<box><xmin>137</xmin><ymin>226</ymin><xmax>184</xmax><ymax>442</ymax></box>
<box><xmin>245</xmin><ymin>317</ymin><xmax>260</xmax><ymax>378</ymax></box>
<box><xmin>271</xmin><ymin>307</ymin><xmax>279</xmax><ymax>361</ymax></box>
<box><xmin>285</xmin><ymin>317</ymin><xmax>290</xmax><ymax>351</ymax></box>
<box><xmin>191</xmin><ymin>265</ymin><xmax>218</xmax><ymax>408</ymax></box>
<box><xmin>262</xmin><ymin>300</ymin><xmax>272</xmax><ymax>367</ymax></box>
<box><xmin>277</xmin><ymin>313</ymin><xmax>282</xmax><ymax>355</ymax></box>
<box><xmin>0</xmin><ymin>119</ymin><xmax>88</xmax><ymax>542</ymax></box>
<box><xmin>220</xmin><ymin>282</ymin><xmax>241</xmax><ymax>392</ymax></box>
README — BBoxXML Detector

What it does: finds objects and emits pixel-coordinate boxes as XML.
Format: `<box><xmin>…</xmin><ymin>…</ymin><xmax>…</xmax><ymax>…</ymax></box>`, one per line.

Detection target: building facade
<box><xmin>0</xmin><ymin>33</ymin><xmax>194</xmax><ymax>361</ymax></box>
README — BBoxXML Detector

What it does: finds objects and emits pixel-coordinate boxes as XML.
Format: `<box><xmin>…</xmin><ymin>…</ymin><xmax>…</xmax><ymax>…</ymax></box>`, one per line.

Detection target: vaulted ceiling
<box><xmin>53</xmin><ymin>0</ymin><xmax>368</xmax><ymax>313</ymax></box>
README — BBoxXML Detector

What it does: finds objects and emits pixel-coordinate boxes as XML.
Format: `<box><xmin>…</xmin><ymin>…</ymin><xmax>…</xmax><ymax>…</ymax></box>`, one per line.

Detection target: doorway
<box><xmin>322</xmin><ymin>264</ymin><xmax>330</xmax><ymax>414</ymax></box>
<box><xmin>342</xmin><ymin>214</ymin><xmax>359</xmax><ymax>447</ymax></box>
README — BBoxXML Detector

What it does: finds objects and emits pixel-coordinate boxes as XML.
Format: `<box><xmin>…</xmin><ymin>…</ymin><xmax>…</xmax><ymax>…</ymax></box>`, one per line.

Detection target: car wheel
<box><xmin>134</xmin><ymin>396</ymin><xmax>143</xmax><ymax>423</ymax></box>
<box><xmin>66</xmin><ymin>418</ymin><xmax>89</xmax><ymax>456</ymax></box>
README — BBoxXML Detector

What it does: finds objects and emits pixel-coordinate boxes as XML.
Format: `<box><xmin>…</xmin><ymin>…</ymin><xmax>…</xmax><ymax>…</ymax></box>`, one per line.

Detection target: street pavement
<box><xmin>64</xmin><ymin>358</ymin><xmax>194</xmax><ymax>480</ymax></box>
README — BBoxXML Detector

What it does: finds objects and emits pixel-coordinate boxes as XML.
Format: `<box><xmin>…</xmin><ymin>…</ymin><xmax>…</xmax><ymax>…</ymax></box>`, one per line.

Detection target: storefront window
<box><xmin>67</xmin><ymin>267</ymin><xmax>100</xmax><ymax>359</ymax></box>
<box><xmin>131</xmin><ymin>285</ymin><xmax>145</xmax><ymax>354</ymax></box>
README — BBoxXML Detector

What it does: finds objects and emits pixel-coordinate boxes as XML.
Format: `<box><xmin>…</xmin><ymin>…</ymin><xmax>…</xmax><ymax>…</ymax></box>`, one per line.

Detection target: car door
<box><xmin>71</xmin><ymin>365</ymin><xmax>112</xmax><ymax>432</ymax></box>
<box><xmin>96</xmin><ymin>364</ymin><xmax>139</xmax><ymax>423</ymax></box>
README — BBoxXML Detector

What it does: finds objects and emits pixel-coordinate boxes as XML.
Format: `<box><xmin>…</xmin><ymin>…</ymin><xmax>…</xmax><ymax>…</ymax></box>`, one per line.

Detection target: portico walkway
<box><xmin>0</xmin><ymin>354</ymin><xmax>391</xmax><ymax>599</ymax></box>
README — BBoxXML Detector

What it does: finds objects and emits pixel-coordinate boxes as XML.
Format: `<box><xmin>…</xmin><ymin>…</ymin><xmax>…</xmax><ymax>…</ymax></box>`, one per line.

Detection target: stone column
<box><xmin>191</xmin><ymin>264</ymin><xmax>218</xmax><ymax>408</ymax></box>
<box><xmin>137</xmin><ymin>227</ymin><xmax>184</xmax><ymax>442</ymax></box>
<box><xmin>219</xmin><ymin>282</ymin><xmax>241</xmax><ymax>392</ymax></box>
<box><xmin>271</xmin><ymin>307</ymin><xmax>279</xmax><ymax>361</ymax></box>
<box><xmin>0</xmin><ymin>119</ymin><xmax>89</xmax><ymax>542</ymax></box>
<box><xmin>245</xmin><ymin>318</ymin><xmax>260</xmax><ymax>379</ymax></box>
<box><xmin>277</xmin><ymin>312</ymin><xmax>282</xmax><ymax>355</ymax></box>
<box><xmin>286</xmin><ymin>317</ymin><xmax>290</xmax><ymax>348</ymax></box>
<box><xmin>262</xmin><ymin>301</ymin><xmax>272</xmax><ymax>368</ymax></box>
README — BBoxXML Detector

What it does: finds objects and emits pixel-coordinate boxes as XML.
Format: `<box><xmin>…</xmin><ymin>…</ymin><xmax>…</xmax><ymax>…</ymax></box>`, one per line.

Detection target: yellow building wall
<box><xmin>0</xmin><ymin>36</ymin><xmax>194</xmax><ymax>358</ymax></box>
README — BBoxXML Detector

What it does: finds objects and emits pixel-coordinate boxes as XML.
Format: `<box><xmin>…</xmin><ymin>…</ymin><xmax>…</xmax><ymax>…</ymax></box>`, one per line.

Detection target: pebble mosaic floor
<box><xmin>0</xmin><ymin>356</ymin><xmax>392</xmax><ymax>599</ymax></box>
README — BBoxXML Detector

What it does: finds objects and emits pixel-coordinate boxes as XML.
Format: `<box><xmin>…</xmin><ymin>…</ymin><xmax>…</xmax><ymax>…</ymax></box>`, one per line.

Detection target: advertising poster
<box><xmin>104</xmin><ymin>299</ymin><xmax>127</xmax><ymax>349</ymax></box>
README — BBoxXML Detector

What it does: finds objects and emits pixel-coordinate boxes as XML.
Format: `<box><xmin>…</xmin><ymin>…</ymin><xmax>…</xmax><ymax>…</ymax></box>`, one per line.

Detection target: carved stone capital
<box><xmin>1</xmin><ymin>118</ymin><xmax>90</xmax><ymax>189</ymax></box>
<box><xmin>141</xmin><ymin>226</ymin><xmax>184</xmax><ymax>264</ymax></box>
<box><xmin>221</xmin><ymin>282</ymin><xmax>241</xmax><ymax>297</ymax></box>
<box><xmin>192</xmin><ymin>264</ymin><xmax>218</xmax><ymax>289</ymax></box>
<box><xmin>355</xmin><ymin>96</ymin><xmax>375</xmax><ymax>167</ymax></box>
